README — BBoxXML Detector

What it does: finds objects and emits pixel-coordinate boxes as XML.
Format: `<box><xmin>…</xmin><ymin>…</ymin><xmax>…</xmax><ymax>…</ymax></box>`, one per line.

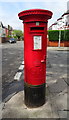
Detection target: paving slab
<box><xmin>47</xmin><ymin>78</ymin><xmax>67</xmax><ymax>93</ymax></box>
<box><xmin>2</xmin><ymin>90</ymin><xmax>54</xmax><ymax>118</ymax></box>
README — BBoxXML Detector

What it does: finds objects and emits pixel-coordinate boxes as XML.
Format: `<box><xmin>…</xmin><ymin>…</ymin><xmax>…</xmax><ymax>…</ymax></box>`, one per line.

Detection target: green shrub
<box><xmin>7</xmin><ymin>35</ymin><xmax>12</xmax><ymax>38</ymax></box>
<box><xmin>48</xmin><ymin>30</ymin><xmax>59</xmax><ymax>41</ymax></box>
<box><xmin>48</xmin><ymin>30</ymin><xmax>69</xmax><ymax>41</ymax></box>
<box><xmin>14</xmin><ymin>36</ymin><xmax>17</xmax><ymax>39</ymax></box>
<box><xmin>63</xmin><ymin>30</ymin><xmax>69</xmax><ymax>41</ymax></box>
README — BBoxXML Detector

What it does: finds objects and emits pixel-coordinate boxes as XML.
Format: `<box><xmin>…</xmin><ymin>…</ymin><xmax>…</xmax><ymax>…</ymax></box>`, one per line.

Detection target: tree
<box><xmin>13</xmin><ymin>30</ymin><xmax>23</xmax><ymax>40</ymax></box>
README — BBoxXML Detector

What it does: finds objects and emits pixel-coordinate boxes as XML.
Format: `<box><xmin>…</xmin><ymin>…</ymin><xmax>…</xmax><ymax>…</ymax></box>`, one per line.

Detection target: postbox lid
<box><xmin>18</xmin><ymin>9</ymin><xmax>53</xmax><ymax>22</ymax></box>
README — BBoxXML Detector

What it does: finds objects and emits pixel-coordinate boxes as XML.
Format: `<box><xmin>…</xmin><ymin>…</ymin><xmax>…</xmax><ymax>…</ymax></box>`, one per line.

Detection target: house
<box><xmin>0</xmin><ymin>22</ymin><xmax>3</xmax><ymax>37</ymax></box>
<box><xmin>48</xmin><ymin>1</ymin><xmax>69</xmax><ymax>47</ymax></box>
<box><xmin>0</xmin><ymin>22</ymin><xmax>13</xmax><ymax>43</ymax></box>
<box><xmin>8</xmin><ymin>25</ymin><xmax>13</xmax><ymax>37</ymax></box>
<box><xmin>0</xmin><ymin>22</ymin><xmax>9</xmax><ymax>37</ymax></box>
<box><xmin>61</xmin><ymin>10</ymin><xmax>69</xmax><ymax>30</ymax></box>
<box><xmin>49</xmin><ymin>1</ymin><xmax>69</xmax><ymax>30</ymax></box>
<box><xmin>49</xmin><ymin>12</ymin><xmax>69</xmax><ymax>30</ymax></box>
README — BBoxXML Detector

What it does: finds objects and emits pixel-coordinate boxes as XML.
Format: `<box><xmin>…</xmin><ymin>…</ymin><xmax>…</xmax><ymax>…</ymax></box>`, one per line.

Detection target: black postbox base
<box><xmin>24</xmin><ymin>82</ymin><xmax>46</xmax><ymax>108</ymax></box>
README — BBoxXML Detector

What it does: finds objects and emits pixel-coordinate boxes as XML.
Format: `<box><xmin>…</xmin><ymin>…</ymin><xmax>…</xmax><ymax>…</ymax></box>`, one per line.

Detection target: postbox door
<box><xmin>24</xmin><ymin>23</ymin><xmax>47</xmax><ymax>86</ymax></box>
<box><xmin>28</xmin><ymin>34</ymin><xmax>47</xmax><ymax>85</ymax></box>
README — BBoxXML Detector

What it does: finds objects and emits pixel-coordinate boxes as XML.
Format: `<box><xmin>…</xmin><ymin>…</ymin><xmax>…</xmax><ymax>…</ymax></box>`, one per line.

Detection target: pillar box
<box><xmin>18</xmin><ymin>9</ymin><xmax>53</xmax><ymax>108</ymax></box>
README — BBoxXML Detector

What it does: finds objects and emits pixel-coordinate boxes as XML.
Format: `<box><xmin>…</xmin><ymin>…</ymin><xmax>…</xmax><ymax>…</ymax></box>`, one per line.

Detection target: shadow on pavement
<box><xmin>2</xmin><ymin>79</ymin><xmax>24</xmax><ymax>102</ymax></box>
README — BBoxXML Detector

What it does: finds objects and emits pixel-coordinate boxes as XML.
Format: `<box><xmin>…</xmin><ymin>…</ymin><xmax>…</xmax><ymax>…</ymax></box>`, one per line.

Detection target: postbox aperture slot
<box><xmin>33</xmin><ymin>36</ymin><xmax>42</xmax><ymax>50</ymax></box>
<box><xmin>31</xmin><ymin>27</ymin><xmax>44</xmax><ymax>31</ymax></box>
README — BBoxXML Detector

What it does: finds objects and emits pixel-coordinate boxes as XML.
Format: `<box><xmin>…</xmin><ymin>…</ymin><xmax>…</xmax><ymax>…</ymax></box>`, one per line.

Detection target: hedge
<box><xmin>48</xmin><ymin>30</ymin><xmax>69</xmax><ymax>41</ymax></box>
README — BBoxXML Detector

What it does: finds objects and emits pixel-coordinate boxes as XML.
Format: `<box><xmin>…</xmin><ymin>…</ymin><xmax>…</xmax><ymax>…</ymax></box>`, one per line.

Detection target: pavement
<box><xmin>2</xmin><ymin>46</ymin><xmax>68</xmax><ymax>119</ymax></box>
<box><xmin>47</xmin><ymin>47</ymin><xmax>69</xmax><ymax>51</ymax></box>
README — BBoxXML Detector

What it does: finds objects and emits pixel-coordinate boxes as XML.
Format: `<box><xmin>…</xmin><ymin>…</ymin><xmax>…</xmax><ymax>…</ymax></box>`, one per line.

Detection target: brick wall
<box><xmin>48</xmin><ymin>41</ymin><xmax>69</xmax><ymax>47</ymax></box>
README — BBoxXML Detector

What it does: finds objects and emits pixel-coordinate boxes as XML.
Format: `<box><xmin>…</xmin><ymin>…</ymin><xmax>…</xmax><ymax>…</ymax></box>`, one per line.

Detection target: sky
<box><xmin>0</xmin><ymin>0</ymin><xmax>69</xmax><ymax>31</ymax></box>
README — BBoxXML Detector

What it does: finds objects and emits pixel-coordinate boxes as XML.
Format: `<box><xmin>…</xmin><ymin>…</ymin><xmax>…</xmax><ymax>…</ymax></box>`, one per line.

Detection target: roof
<box><xmin>57</xmin><ymin>17</ymin><xmax>62</xmax><ymax>21</ymax></box>
<box><xmin>62</xmin><ymin>10</ymin><xmax>69</xmax><ymax>17</ymax></box>
<box><xmin>0</xmin><ymin>22</ymin><xmax>3</xmax><ymax>27</ymax></box>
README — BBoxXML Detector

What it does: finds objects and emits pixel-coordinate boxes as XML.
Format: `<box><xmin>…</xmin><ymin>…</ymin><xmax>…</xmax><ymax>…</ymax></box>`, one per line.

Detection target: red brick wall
<box><xmin>48</xmin><ymin>41</ymin><xmax>69</xmax><ymax>47</ymax></box>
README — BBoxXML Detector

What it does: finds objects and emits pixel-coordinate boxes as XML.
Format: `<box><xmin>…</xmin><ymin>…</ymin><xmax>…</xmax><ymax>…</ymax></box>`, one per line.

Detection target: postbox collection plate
<box><xmin>33</xmin><ymin>36</ymin><xmax>42</xmax><ymax>50</ymax></box>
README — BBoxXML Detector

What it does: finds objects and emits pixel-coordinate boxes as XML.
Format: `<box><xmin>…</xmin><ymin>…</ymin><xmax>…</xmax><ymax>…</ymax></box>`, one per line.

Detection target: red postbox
<box><xmin>18</xmin><ymin>9</ymin><xmax>53</xmax><ymax>107</ymax></box>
